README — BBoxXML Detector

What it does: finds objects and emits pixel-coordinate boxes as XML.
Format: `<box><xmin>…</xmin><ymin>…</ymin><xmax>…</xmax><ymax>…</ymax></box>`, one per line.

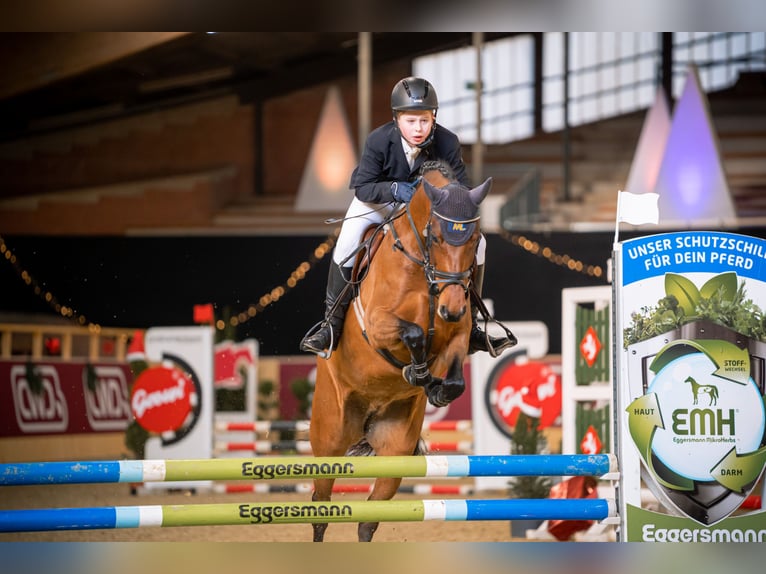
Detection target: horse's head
<box><xmin>411</xmin><ymin>161</ymin><xmax>491</xmax><ymax>323</ymax></box>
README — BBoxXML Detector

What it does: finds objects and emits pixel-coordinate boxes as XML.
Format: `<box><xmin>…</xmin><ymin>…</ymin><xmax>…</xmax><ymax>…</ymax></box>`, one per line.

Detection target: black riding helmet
<box><xmin>391</xmin><ymin>77</ymin><xmax>438</xmax><ymax>149</ymax></box>
<box><xmin>391</xmin><ymin>77</ymin><xmax>439</xmax><ymax>113</ymax></box>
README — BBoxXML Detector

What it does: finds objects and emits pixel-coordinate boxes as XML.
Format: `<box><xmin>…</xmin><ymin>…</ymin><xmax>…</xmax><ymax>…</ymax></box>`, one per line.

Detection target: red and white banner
<box><xmin>0</xmin><ymin>361</ymin><xmax>133</xmax><ymax>437</ymax></box>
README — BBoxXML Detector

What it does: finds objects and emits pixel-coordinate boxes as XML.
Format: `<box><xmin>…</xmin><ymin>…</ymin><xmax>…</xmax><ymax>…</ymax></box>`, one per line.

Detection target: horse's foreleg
<box><xmin>399</xmin><ymin>320</ymin><xmax>432</xmax><ymax>387</ymax></box>
<box><xmin>367</xmin><ymin>309</ymin><xmax>433</xmax><ymax>387</ymax></box>
<box><xmin>311</xmin><ymin>478</ymin><xmax>335</xmax><ymax>542</ymax></box>
<box><xmin>425</xmin><ymin>354</ymin><xmax>465</xmax><ymax>407</ymax></box>
<box><xmin>357</xmin><ymin>476</ymin><xmax>403</xmax><ymax>542</ymax></box>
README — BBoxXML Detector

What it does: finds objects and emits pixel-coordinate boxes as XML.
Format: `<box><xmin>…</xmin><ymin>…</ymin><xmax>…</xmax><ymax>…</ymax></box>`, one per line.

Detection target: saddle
<box><xmin>350</xmin><ymin>224</ymin><xmax>386</xmax><ymax>286</ymax></box>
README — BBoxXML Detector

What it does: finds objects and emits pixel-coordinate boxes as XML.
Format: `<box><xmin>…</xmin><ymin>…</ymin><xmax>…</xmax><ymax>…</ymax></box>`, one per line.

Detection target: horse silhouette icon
<box><xmin>684</xmin><ymin>376</ymin><xmax>719</xmax><ymax>406</ymax></box>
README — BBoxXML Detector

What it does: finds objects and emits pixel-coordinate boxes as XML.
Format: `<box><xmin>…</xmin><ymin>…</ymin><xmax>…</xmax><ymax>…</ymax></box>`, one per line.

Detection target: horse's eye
<box><xmin>423</xmin><ymin>227</ymin><xmax>441</xmax><ymax>244</ymax></box>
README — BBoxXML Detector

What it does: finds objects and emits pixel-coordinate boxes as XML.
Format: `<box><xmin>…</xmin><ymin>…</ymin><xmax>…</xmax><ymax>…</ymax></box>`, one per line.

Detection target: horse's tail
<box><xmin>345</xmin><ymin>437</ymin><xmax>429</xmax><ymax>456</ymax></box>
<box><xmin>346</xmin><ymin>438</ymin><xmax>375</xmax><ymax>457</ymax></box>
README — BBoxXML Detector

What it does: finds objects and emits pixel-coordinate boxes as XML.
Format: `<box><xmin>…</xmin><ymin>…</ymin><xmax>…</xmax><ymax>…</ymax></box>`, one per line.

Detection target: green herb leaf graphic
<box><xmin>665</xmin><ymin>273</ymin><xmax>700</xmax><ymax>316</ymax></box>
<box><xmin>699</xmin><ymin>271</ymin><xmax>737</xmax><ymax>302</ymax></box>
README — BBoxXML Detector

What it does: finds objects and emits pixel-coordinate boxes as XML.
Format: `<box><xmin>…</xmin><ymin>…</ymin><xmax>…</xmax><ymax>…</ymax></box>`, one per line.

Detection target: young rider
<box><xmin>300</xmin><ymin>76</ymin><xmax>513</xmax><ymax>357</ymax></box>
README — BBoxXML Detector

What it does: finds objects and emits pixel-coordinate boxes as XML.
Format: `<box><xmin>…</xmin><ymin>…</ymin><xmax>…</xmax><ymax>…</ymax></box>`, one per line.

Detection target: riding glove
<box><xmin>390</xmin><ymin>181</ymin><xmax>416</xmax><ymax>203</ymax></box>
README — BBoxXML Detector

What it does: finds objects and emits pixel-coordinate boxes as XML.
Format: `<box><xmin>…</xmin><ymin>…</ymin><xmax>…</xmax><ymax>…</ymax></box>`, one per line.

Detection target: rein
<box><xmin>365</xmin><ymin>200</ymin><xmax>476</xmax><ymax>369</ymax></box>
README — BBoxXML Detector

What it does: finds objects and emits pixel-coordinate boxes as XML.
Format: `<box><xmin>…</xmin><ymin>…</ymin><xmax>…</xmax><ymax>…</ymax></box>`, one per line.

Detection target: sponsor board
<box><xmin>0</xmin><ymin>362</ymin><xmax>132</xmax><ymax>436</ymax></box>
<box><xmin>213</xmin><ymin>339</ymin><xmax>258</xmax><ymax>423</ymax></box>
<box><xmin>141</xmin><ymin>326</ymin><xmax>214</xmax><ymax>491</ymax></box>
<box><xmin>131</xmin><ymin>363</ymin><xmax>198</xmax><ymax>435</ymax></box>
<box><xmin>616</xmin><ymin>231</ymin><xmax>766</xmax><ymax>540</ymax></box>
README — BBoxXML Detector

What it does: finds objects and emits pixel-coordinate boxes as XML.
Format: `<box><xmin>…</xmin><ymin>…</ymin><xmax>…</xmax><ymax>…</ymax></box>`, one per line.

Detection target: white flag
<box><xmin>617</xmin><ymin>191</ymin><xmax>659</xmax><ymax>225</ymax></box>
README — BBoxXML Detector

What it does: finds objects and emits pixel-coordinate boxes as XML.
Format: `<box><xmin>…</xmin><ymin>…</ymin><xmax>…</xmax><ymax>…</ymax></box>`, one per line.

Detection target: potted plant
<box><xmin>508</xmin><ymin>411</ymin><xmax>552</xmax><ymax>538</ymax></box>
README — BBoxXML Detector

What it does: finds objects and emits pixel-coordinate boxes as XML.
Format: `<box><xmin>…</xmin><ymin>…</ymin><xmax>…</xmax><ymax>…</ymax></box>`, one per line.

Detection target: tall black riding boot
<box><xmin>300</xmin><ymin>264</ymin><xmax>353</xmax><ymax>356</ymax></box>
<box><xmin>468</xmin><ymin>263</ymin><xmax>516</xmax><ymax>356</ymax></box>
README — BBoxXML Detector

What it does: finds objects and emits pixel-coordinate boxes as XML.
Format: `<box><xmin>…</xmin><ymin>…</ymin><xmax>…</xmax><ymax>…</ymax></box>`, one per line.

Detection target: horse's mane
<box><xmin>419</xmin><ymin>159</ymin><xmax>456</xmax><ymax>182</ymax></box>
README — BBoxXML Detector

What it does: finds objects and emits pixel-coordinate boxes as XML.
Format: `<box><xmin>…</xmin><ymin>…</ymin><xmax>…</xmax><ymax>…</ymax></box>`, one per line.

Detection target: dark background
<box><xmin>7</xmin><ymin>228</ymin><xmax>766</xmax><ymax>355</ymax></box>
<box><xmin>1</xmin><ymin>231</ymin><xmax>628</xmax><ymax>355</ymax></box>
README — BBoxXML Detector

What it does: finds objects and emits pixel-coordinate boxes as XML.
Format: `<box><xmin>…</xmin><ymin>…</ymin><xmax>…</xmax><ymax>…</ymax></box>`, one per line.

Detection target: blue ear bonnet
<box><xmin>431</xmin><ymin>182</ymin><xmax>480</xmax><ymax>246</ymax></box>
<box><xmin>438</xmin><ymin>219</ymin><xmax>476</xmax><ymax>246</ymax></box>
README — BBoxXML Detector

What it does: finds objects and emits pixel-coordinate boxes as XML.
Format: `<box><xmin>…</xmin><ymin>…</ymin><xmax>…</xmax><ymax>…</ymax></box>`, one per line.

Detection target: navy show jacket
<box><xmin>349</xmin><ymin>121</ymin><xmax>469</xmax><ymax>204</ymax></box>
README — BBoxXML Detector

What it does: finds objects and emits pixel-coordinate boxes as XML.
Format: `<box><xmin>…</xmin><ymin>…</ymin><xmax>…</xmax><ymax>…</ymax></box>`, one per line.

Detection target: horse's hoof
<box><xmin>426</xmin><ymin>380</ymin><xmax>464</xmax><ymax>407</ymax></box>
<box><xmin>425</xmin><ymin>384</ymin><xmax>448</xmax><ymax>407</ymax></box>
<box><xmin>427</xmin><ymin>394</ymin><xmax>448</xmax><ymax>408</ymax></box>
<box><xmin>312</xmin><ymin>522</ymin><xmax>328</xmax><ymax>542</ymax></box>
<box><xmin>358</xmin><ymin>521</ymin><xmax>379</xmax><ymax>542</ymax></box>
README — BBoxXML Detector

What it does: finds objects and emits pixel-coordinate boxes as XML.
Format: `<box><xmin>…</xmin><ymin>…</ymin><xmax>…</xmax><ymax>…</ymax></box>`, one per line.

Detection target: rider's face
<box><xmin>396</xmin><ymin>110</ymin><xmax>434</xmax><ymax>147</ymax></box>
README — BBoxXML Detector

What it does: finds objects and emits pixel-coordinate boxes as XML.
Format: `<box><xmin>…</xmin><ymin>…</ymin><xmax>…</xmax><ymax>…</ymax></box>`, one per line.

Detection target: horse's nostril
<box><xmin>439</xmin><ymin>305</ymin><xmax>466</xmax><ymax>322</ymax></box>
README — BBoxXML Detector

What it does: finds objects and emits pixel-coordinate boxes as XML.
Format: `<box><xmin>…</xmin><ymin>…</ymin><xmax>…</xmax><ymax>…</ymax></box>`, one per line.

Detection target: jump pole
<box><xmin>213</xmin><ymin>440</ymin><xmax>473</xmax><ymax>455</ymax></box>
<box><xmin>0</xmin><ymin>454</ymin><xmax>618</xmax><ymax>486</ymax></box>
<box><xmin>209</xmin><ymin>482</ymin><xmax>476</xmax><ymax>495</ymax></box>
<box><xmin>0</xmin><ymin>498</ymin><xmax>617</xmax><ymax>533</ymax></box>
<box><xmin>214</xmin><ymin>420</ymin><xmax>473</xmax><ymax>433</ymax></box>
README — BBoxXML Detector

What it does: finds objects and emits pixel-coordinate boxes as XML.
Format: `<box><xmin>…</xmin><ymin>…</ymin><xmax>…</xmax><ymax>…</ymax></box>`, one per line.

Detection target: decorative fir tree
<box><xmin>508</xmin><ymin>411</ymin><xmax>552</xmax><ymax>499</ymax></box>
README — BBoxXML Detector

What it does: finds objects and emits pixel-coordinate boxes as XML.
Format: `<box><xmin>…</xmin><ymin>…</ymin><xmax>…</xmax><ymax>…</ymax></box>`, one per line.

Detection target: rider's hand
<box><xmin>390</xmin><ymin>181</ymin><xmax>417</xmax><ymax>203</ymax></box>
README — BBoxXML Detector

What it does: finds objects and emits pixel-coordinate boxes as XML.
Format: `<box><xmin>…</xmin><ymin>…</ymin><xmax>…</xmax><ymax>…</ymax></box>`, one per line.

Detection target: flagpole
<box><xmin>613</xmin><ymin>190</ymin><xmax>622</xmax><ymax>248</ymax></box>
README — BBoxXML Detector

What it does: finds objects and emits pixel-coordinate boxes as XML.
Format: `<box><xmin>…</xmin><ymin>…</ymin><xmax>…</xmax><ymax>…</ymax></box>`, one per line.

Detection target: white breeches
<box><xmin>332</xmin><ymin>197</ymin><xmax>486</xmax><ymax>267</ymax></box>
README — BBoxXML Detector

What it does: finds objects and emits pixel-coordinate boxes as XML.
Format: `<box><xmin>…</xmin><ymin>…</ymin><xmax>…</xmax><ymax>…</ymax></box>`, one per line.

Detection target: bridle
<box><xmin>388</xmin><ymin>202</ymin><xmax>479</xmax><ymax>298</ymax></box>
<box><xmin>362</xmin><ymin>197</ymin><xmax>479</xmax><ymax>370</ymax></box>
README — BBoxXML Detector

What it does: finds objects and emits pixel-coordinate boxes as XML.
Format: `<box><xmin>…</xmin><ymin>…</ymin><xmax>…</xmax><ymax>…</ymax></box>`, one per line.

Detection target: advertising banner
<box><xmin>616</xmin><ymin>231</ymin><xmax>766</xmax><ymax>541</ymax></box>
<box><xmin>0</xmin><ymin>361</ymin><xmax>132</xmax><ymax>437</ymax></box>
<box><xmin>213</xmin><ymin>339</ymin><xmax>258</xmax><ymax>422</ymax></box>
<box><xmin>139</xmin><ymin>326</ymin><xmax>214</xmax><ymax>492</ymax></box>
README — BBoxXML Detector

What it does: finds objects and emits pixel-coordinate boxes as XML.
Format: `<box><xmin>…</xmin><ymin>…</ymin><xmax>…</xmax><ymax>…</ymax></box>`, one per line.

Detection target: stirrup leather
<box><xmin>469</xmin><ymin>288</ymin><xmax>518</xmax><ymax>358</ymax></box>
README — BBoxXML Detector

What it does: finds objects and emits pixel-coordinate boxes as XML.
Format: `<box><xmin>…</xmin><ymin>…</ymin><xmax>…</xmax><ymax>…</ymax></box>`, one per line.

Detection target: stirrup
<box><xmin>468</xmin><ymin>288</ymin><xmax>518</xmax><ymax>357</ymax></box>
<box><xmin>469</xmin><ymin>321</ymin><xmax>518</xmax><ymax>358</ymax></box>
<box><xmin>480</xmin><ymin>330</ymin><xmax>517</xmax><ymax>358</ymax></box>
<box><xmin>300</xmin><ymin>321</ymin><xmax>336</xmax><ymax>359</ymax></box>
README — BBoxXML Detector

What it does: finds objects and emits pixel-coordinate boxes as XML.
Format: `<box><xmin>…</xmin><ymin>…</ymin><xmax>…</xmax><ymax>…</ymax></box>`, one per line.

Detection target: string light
<box><xmin>3</xmin><ymin>227</ymin><xmax>598</xmax><ymax>334</ymax></box>
<box><xmin>499</xmin><ymin>229</ymin><xmax>604</xmax><ymax>278</ymax></box>
<box><xmin>0</xmin><ymin>234</ymin><xmax>100</xmax><ymax>330</ymax></box>
<box><xmin>1</xmin><ymin>230</ymin><xmax>339</xmax><ymax>334</ymax></box>
<box><xmin>221</xmin><ymin>228</ymin><xmax>339</xmax><ymax>331</ymax></box>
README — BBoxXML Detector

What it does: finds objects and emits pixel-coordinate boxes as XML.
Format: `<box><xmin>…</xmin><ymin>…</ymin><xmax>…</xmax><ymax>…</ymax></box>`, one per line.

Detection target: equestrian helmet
<box><xmin>391</xmin><ymin>77</ymin><xmax>438</xmax><ymax>114</ymax></box>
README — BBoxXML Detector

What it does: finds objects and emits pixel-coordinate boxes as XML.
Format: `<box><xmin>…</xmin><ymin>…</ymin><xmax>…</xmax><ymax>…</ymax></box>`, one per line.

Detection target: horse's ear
<box><xmin>423</xmin><ymin>179</ymin><xmax>447</xmax><ymax>204</ymax></box>
<box><xmin>469</xmin><ymin>177</ymin><xmax>492</xmax><ymax>206</ymax></box>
